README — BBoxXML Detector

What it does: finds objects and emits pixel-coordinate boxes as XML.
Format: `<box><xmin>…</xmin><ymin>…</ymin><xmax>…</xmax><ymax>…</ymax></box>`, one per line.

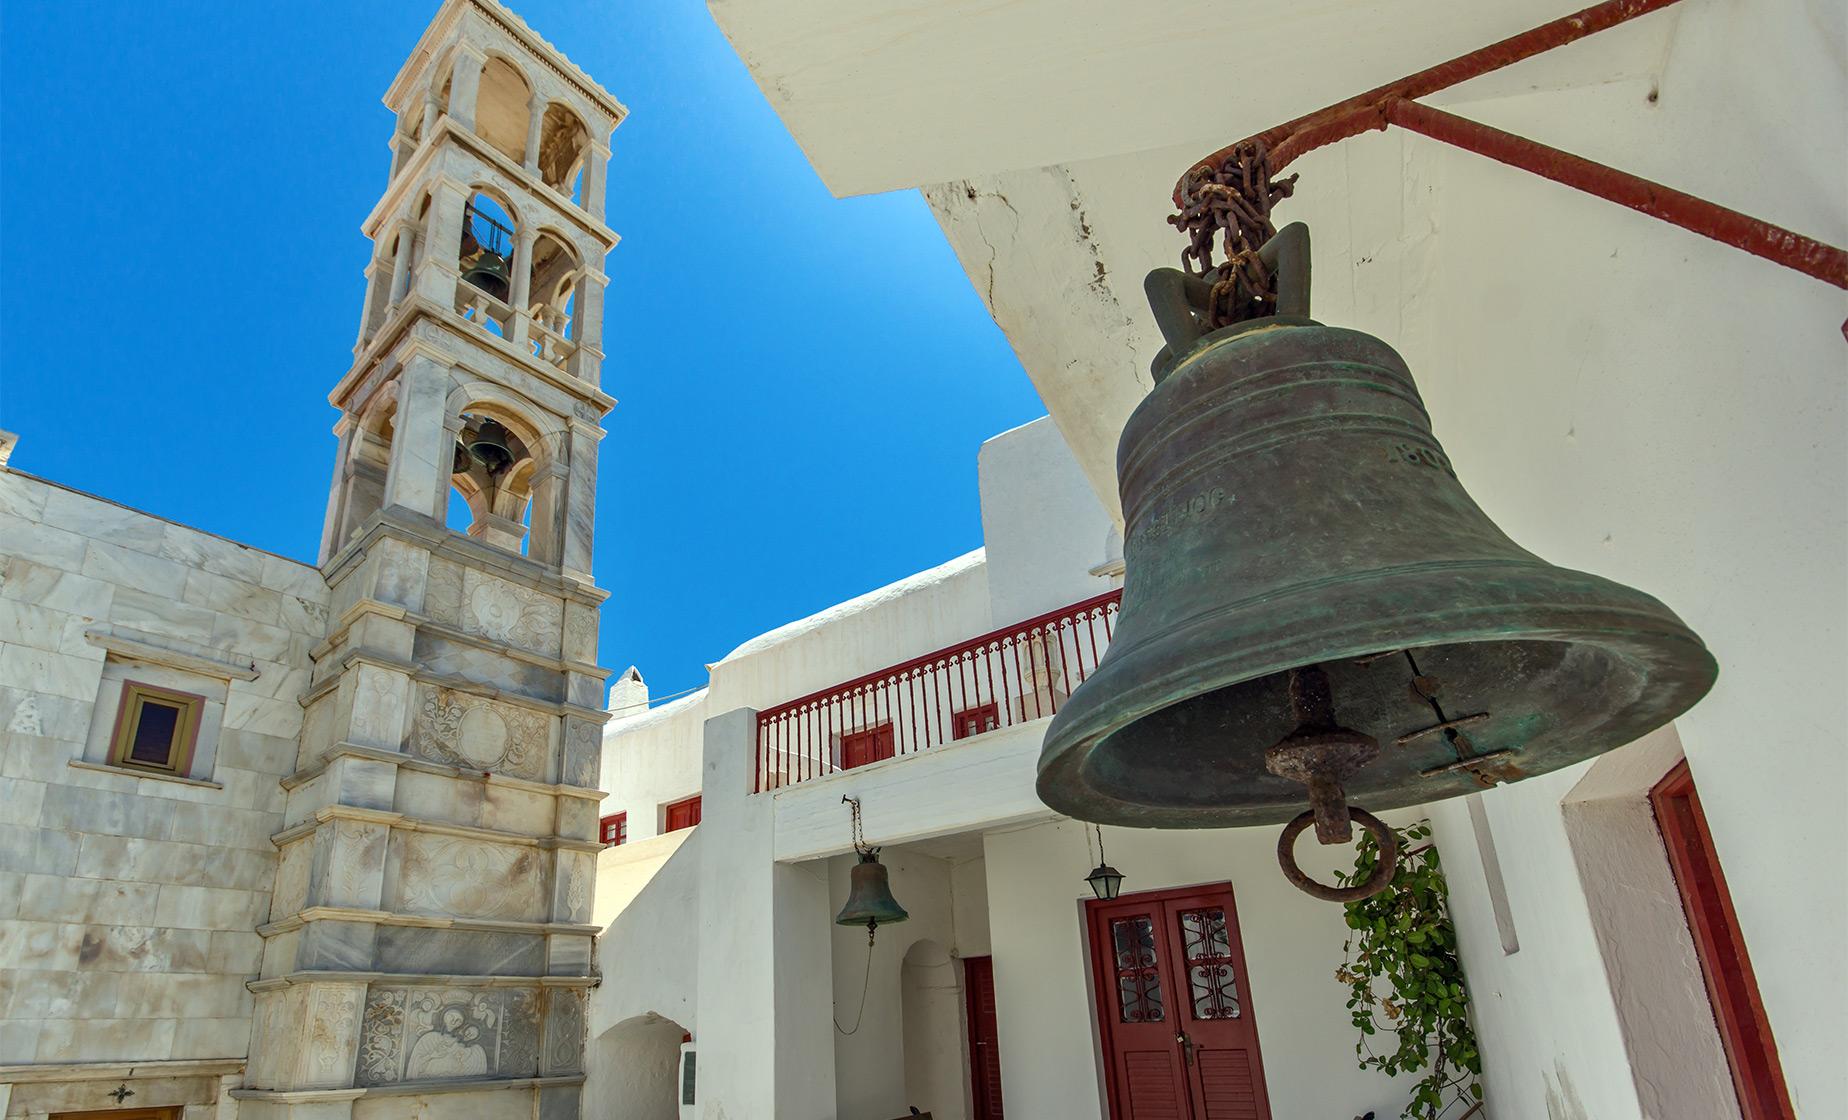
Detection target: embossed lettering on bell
<box><xmin>1037</xmin><ymin>224</ymin><xmax>1718</xmax><ymax>830</ymax></box>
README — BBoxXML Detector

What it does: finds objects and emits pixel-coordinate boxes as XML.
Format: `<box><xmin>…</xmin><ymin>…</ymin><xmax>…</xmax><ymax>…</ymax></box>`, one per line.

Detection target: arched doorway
<box><xmin>901</xmin><ymin>938</ymin><xmax>971</xmax><ymax>1120</ymax></box>
<box><xmin>589</xmin><ymin>1012</ymin><xmax>688</xmax><ymax>1120</ymax></box>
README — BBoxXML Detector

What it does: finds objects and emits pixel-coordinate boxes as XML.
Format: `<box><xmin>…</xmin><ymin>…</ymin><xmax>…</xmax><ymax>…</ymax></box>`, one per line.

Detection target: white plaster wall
<box><xmin>0</xmin><ymin>471</ymin><xmax>327</xmax><ymax>1067</ymax></box>
<box><xmin>982</xmin><ymin>817</ymin><xmax>1422</xmax><ymax>1120</ymax></box>
<box><xmin>829</xmin><ymin>843</ymin><xmax>988</xmax><ymax>1120</ymax></box>
<box><xmin>976</xmin><ymin>417</ymin><xmax>1120</xmax><ymax>625</ymax></box>
<box><xmin>590</xmin><ymin>830</ymin><xmax>699</xmax><ymax>1039</ymax></box>
<box><xmin>601</xmin><ymin>690</ymin><xmax>709</xmax><ymax>842</ymax></box>
<box><xmin>896</xmin><ymin>5</ymin><xmax>1848</xmax><ymax>1114</ymax></box>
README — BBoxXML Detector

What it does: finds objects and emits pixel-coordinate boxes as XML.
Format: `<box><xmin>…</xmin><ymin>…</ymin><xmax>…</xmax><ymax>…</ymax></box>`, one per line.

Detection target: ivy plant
<box><xmin>1335</xmin><ymin>821</ymin><xmax>1483</xmax><ymax>1119</ymax></box>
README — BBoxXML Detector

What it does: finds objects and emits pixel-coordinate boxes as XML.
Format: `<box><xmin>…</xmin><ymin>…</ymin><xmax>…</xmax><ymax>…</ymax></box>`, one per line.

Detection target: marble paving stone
<box><xmin>42</xmin><ymin>487</ymin><xmax>169</xmax><ymax>553</ymax></box>
<box><xmin>39</xmin><ymin>783</ymin><xmax>175</xmax><ymax>841</ymax></box>
<box><xmin>161</xmin><ymin>523</ymin><xmax>270</xmax><ymax>584</ymax></box>
<box><xmin>16</xmin><ymin>872</ymin><xmax>159</xmax><ymax>925</ymax></box>
<box><xmin>0</xmin><ymin>824</ymin><xmax>79</xmax><ymax>876</ymax></box>
<box><xmin>0</xmin><ymin>511</ymin><xmax>88</xmax><ymax>569</ymax></box>
<box><xmin>261</xmin><ymin>552</ymin><xmax>332</xmax><ymax>601</ymax></box>
<box><xmin>0</xmin><ymin>645</ymin><xmax>100</xmax><ymax>703</ymax></box>
<box><xmin>32</xmin><ymin>1015</ymin><xmax>178</xmax><ymax>1063</ymax></box>
<box><xmin>81</xmin><ymin>539</ymin><xmax>192</xmax><ymax>599</ymax></box>
<box><xmin>0</xmin><ymin>556</ymin><xmax>114</xmax><ymax>617</ymax></box>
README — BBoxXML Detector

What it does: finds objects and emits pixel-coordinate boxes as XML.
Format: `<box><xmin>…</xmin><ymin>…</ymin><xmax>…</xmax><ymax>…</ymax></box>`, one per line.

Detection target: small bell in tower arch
<box><xmin>461</xmin><ymin>249</ymin><xmax>512</xmax><ymax>302</ymax></box>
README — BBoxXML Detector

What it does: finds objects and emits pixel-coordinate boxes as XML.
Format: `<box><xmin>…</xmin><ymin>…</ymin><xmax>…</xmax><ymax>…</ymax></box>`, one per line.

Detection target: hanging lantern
<box><xmin>834</xmin><ymin>797</ymin><xmax>908</xmax><ymax>943</ymax></box>
<box><xmin>1084</xmin><ymin>825</ymin><xmax>1124</xmax><ymax>901</ymax></box>
<box><xmin>1037</xmin><ymin>222</ymin><xmax>1717</xmax><ymax>901</ymax></box>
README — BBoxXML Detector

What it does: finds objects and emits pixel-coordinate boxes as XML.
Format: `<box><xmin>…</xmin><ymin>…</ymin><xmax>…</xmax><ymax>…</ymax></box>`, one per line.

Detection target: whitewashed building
<box><xmin>588</xmin><ymin>2</ymin><xmax>1845</xmax><ymax>1120</ymax></box>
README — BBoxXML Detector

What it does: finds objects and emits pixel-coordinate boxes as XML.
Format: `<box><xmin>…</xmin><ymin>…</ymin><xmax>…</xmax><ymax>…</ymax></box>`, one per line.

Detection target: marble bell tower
<box><xmin>237</xmin><ymin>2</ymin><xmax>621</xmax><ymax>1116</ymax></box>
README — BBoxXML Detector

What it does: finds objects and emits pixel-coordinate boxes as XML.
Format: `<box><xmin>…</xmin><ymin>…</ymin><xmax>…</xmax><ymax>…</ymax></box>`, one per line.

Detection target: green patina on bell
<box><xmin>461</xmin><ymin>250</ymin><xmax>512</xmax><ymax>302</ymax></box>
<box><xmin>836</xmin><ymin>850</ymin><xmax>908</xmax><ymax>935</ymax></box>
<box><xmin>1037</xmin><ymin>223</ymin><xmax>1717</xmax><ymax>831</ymax></box>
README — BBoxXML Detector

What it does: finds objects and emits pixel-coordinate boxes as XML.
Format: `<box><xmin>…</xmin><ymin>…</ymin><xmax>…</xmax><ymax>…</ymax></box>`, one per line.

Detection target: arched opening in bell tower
<box><xmin>458</xmin><ymin>189</ymin><xmax>518</xmax><ymax>334</ymax></box>
<box><xmin>444</xmin><ymin>399</ymin><xmax>565</xmax><ymax>566</ymax></box>
<box><xmin>538</xmin><ymin>102</ymin><xmax>590</xmax><ymax>203</ymax></box>
<box><xmin>526</xmin><ymin>231</ymin><xmax>580</xmax><ymax>366</ymax></box>
<box><xmin>475</xmin><ymin>55</ymin><xmax>534</xmax><ymax>165</ymax></box>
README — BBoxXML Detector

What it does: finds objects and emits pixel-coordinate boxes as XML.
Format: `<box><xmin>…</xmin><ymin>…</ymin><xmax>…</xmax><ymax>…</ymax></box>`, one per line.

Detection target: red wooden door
<box><xmin>1652</xmin><ymin>762</ymin><xmax>1793</xmax><ymax>1119</ymax></box>
<box><xmin>963</xmin><ymin>955</ymin><xmax>1006</xmax><ymax>1120</ymax></box>
<box><xmin>842</xmin><ymin>724</ymin><xmax>895</xmax><ymax>769</ymax></box>
<box><xmin>1087</xmin><ymin>885</ymin><xmax>1272</xmax><ymax>1120</ymax></box>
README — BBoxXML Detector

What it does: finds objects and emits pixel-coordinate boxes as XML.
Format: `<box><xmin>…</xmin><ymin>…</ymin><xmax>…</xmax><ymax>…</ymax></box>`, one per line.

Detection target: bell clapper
<box><xmin>1265</xmin><ymin>665</ymin><xmax>1398</xmax><ymax>902</ymax></box>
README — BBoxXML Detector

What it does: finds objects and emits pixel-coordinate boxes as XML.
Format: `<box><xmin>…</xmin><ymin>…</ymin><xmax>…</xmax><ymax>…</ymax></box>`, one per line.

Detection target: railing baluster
<box><xmin>747</xmin><ymin>589</ymin><xmax>1122</xmax><ymax>792</ymax></box>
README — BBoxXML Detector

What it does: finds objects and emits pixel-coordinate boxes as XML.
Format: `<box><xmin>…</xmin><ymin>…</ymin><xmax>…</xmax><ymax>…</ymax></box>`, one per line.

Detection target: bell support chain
<box><xmin>1171</xmin><ymin>0</ymin><xmax>1848</xmax><ymax>304</ymax></box>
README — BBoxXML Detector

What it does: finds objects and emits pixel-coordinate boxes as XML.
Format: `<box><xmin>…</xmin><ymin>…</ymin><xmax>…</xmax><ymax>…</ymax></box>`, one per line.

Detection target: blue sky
<box><xmin>0</xmin><ymin>1</ymin><xmax>1044</xmax><ymax>702</ymax></box>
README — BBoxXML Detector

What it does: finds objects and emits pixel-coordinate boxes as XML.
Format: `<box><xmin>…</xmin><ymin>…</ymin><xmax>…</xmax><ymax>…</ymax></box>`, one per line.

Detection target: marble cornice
<box><xmin>257</xmin><ymin>905</ymin><xmax>602</xmax><ymax>938</ymax></box>
<box><xmin>269</xmin><ymin>800</ymin><xmax>605</xmax><ymax>850</ymax></box>
<box><xmin>0</xmin><ymin>1058</ymin><xmax>245</xmax><ymax>1083</ymax></box>
<box><xmin>230</xmin><ymin>1074</ymin><xmax>584</xmax><ymax>1102</ymax></box>
<box><xmin>247</xmin><ymin>971</ymin><xmax>596</xmax><ymax>993</ymax></box>
<box><xmin>279</xmin><ymin>741</ymin><xmax>605</xmax><ymax>802</ymax></box>
<box><xmin>329</xmin><ymin>296</ymin><xmax>617</xmax><ymax>419</ymax></box>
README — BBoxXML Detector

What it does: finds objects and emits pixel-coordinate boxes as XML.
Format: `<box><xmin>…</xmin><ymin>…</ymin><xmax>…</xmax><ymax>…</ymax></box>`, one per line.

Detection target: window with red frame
<box><xmin>841</xmin><ymin>724</ymin><xmax>895</xmax><ymax>770</ymax></box>
<box><xmin>952</xmin><ymin>702</ymin><xmax>1000</xmax><ymax>741</ymax></box>
<box><xmin>598</xmin><ymin>812</ymin><xmax>627</xmax><ymax>846</ymax></box>
<box><xmin>664</xmin><ymin>795</ymin><xmax>702</xmax><ymax>832</ymax></box>
<box><xmin>1652</xmin><ymin>761</ymin><xmax>1793</xmax><ymax>1120</ymax></box>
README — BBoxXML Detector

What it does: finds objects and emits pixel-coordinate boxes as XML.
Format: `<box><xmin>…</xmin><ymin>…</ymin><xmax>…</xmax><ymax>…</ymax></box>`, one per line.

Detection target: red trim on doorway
<box><xmin>964</xmin><ymin>955</ymin><xmax>1005</xmax><ymax>1119</ymax></box>
<box><xmin>1085</xmin><ymin>881</ymin><xmax>1272</xmax><ymax>1120</ymax></box>
<box><xmin>1651</xmin><ymin>761</ymin><xmax>1794</xmax><ymax>1120</ymax></box>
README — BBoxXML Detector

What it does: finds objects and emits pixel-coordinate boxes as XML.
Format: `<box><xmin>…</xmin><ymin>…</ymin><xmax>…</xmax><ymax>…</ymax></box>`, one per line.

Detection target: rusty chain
<box><xmin>1169</xmin><ymin>141</ymin><xmax>1299</xmax><ymax>329</ymax></box>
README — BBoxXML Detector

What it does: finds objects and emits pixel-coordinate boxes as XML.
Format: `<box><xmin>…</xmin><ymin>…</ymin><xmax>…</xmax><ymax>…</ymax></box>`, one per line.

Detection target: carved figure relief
<box><xmin>461</xmin><ymin>570</ymin><xmax>562</xmax><ymax>656</ymax></box>
<box><xmin>356</xmin><ymin>985</ymin><xmax>542</xmax><ymax>1086</ymax></box>
<box><xmin>410</xmin><ymin>685</ymin><xmax>548</xmax><ymax>781</ymax></box>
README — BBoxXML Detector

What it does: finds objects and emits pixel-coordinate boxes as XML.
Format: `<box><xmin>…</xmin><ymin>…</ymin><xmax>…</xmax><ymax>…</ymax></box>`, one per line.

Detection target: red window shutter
<box><xmin>842</xmin><ymin>725</ymin><xmax>896</xmax><ymax>769</ymax></box>
<box><xmin>1651</xmin><ymin>761</ymin><xmax>1794</xmax><ymax>1120</ymax></box>
<box><xmin>598</xmin><ymin>812</ymin><xmax>627</xmax><ymax>846</ymax></box>
<box><xmin>665</xmin><ymin>795</ymin><xmax>702</xmax><ymax>832</ymax></box>
<box><xmin>953</xmin><ymin>703</ymin><xmax>1001</xmax><ymax>740</ymax></box>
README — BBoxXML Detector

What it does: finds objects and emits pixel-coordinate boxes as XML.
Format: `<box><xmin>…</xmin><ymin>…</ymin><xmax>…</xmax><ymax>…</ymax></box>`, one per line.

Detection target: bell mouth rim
<box><xmin>1036</xmin><ymin>595</ymin><xmax>1717</xmax><ymax>830</ymax></box>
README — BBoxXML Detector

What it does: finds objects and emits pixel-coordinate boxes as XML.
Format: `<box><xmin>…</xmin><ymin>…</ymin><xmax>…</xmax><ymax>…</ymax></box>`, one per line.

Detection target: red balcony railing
<box><xmin>754</xmin><ymin>589</ymin><xmax>1122</xmax><ymax>792</ymax></box>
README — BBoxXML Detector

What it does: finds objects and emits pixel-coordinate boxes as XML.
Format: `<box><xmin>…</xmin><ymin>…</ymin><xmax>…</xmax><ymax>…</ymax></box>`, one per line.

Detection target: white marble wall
<box><xmin>0</xmin><ymin>469</ymin><xmax>328</xmax><ymax>1108</ymax></box>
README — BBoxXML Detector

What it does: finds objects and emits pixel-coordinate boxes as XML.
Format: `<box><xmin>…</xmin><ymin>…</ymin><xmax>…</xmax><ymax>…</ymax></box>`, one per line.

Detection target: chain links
<box><xmin>1170</xmin><ymin>141</ymin><xmax>1299</xmax><ymax>329</ymax></box>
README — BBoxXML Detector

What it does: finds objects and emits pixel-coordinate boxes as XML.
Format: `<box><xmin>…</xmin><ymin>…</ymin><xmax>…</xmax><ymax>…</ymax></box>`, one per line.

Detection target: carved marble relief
<box><xmin>461</xmin><ymin>569</ymin><xmax>562</xmax><ymax>657</ymax></box>
<box><xmin>409</xmin><ymin>684</ymin><xmax>549</xmax><ymax>781</ymax></box>
<box><xmin>389</xmin><ymin>832</ymin><xmax>545</xmax><ymax>922</ymax></box>
<box><xmin>561</xmin><ymin>717</ymin><xmax>599</xmax><ymax>788</ymax></box>
<box><xmin>356</xmin><ymin>985</ymin><xmax>542</xmax><ymax>1086</ymax></box>
<box><xmin>308</xmin><ymin>985</ymin><xmax>362</xmax><ymax>1088</ymax></box>
<box><xmin>544</xmin><ymin>988</ymin><xmax>586</xmax><ymax>1074</ymax></box>
<box><xmin>425</xmin><ymin>556</ymin><xmax>464</xmax><ymax>626</ymax></box>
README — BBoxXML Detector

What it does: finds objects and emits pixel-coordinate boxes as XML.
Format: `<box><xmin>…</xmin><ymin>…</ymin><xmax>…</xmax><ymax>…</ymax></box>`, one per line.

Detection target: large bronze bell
<box><xmin>461</xmin><ymin>249</ymin><xmax>512</xmax><ymax>302</ymax></box>
<box><xmin>1038</xmin><ymin>224</ymin><xmax>1717</xmax><ymax>850</ymax></box>
<box><xmin>836</xmin><ymin>850</ymin><xmax>909</xmax><ymax>939</ymax></box>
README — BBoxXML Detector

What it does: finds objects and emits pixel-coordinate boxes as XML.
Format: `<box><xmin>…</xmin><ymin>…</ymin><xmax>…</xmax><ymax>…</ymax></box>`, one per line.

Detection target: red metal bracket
<box><xmin>1177</xmin><ymin>0</ymin><xmax>1848</xmax><ymax>291</ymax></box>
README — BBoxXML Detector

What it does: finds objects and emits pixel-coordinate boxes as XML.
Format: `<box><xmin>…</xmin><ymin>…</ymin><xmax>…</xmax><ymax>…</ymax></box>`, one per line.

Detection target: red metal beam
<box><xmin>1179</xmin><ymin>0</ymin><xmax>1690</xmax><ymax>193</ymax></box>
<box><xmin>1385</xmin><ymin>100</ymin><xmax>1848</xmax><ymax>288</ymax></box>
<box><xmin>1172</xmin><ymin>0</ymin><xmax>1848</xmax><ymax>292</ymax></box>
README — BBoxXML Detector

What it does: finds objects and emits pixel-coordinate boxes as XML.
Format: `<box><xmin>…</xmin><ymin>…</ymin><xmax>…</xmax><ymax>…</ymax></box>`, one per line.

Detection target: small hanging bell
<box><xmin>464</xmin><ymin>418</ymin><xmax>516</xmax><ymax>476</ymax></box>
<box><xmin>461</xmin><ymin>249</ymin><xmax>512</xmax><ymax>302</ymax></box>
<box><xmin>836</xmin><ymin>850</ymin><xmax>909</xmax><ymax>941</ymax></box>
